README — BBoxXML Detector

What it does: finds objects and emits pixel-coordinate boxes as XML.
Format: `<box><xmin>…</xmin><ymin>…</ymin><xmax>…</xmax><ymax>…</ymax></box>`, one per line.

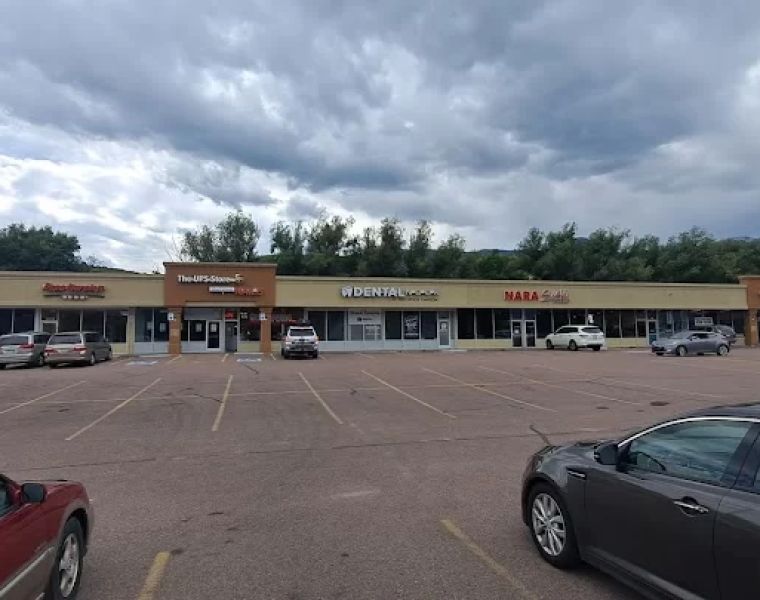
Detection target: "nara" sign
<box><xmin>504</xmin><ymin>289</ymin><xmax>570</xmax><ymax>304</ymax></box>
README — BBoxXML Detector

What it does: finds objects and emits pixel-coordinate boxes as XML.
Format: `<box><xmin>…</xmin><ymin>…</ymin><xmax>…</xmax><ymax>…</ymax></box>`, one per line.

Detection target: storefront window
<box><xmin>476</xmin><ymin>309</ymin><xmax>494</xmax><ymax>339</ymax></box>
<box><xmin>0</xmin><ymin>309</ymin><xmax>12</xmax><ymax>335</ymax></box>
<box><xmin>189</xmin><ymin>320</ymin><xmax>206</xmax><ymax>342</ymax></box>
<box><xmin>105</xmin><ymin>310</ymin><xmax>128</xmax><ymax>343</ymax></box>
<box><xmin>271</xmin><ymin>309</ymin><xmax>305</xmax><ymax>341</ymax></box>
<box><xmin>308</xmin><ymin>311</ymin><xmax>327</xmax><ymax>341</ymax></box>
<box><xmin>536</xmin><ymin>310</ymin><xmax>553</xmax><ymax>338</ymax></box>
<box><xmin>239</xmin><ymin>311</ymin><xmax>260</xmax><ymax>341</ymax></box>
<box><xmin>12</xmin><ymin>309</ymin><xmax>35</xmax><ymax>332</ymax></box>
<box><xmin>135</xmin><ymin>308</ymin><xmax>153</xmax><ymax>342</ymax></box>
<box><xmin>604</xmin><ymin>310</ymin><xmax>621</xmax><ymax>338</ymax></box>
<box><xmin>82</xmin><ymin>310</ymin><xmax>105</xmax><ymax>334</ymax></box>
<box><xmin>457</xmin><ymin>309</ymin><xmax>475</xmax><ymax>340</ymax></box>
<box><xmin>732</xmin><ymin>311</ymin><xmax>745</xmax><ymax>335</ymax></box>
<box><xmin>58</xmin><ymin>309</ymin><xmax>81</xmax><ymax>332</ymax></box>
<box><xmin>385</xmin><ymin>312</ymin><xmax>402</xmax><ymax>340</ymax></box>
<box><xmin>570</xmin><ymin>309</ymin><xmax>586</xmax><ymax>324</ymax></box>
<box><xmin>327</xmin><ymin>311</ymin><xmax>345</xmax><ymax>341</ymax></box>
<box><xmin>494</xmin><ymin>309</ymin><xmax>511</xmax><ymax>339</ymax></box>
<box><xmin>403</xmin><ymin>312</ymin><xmax>420</xmax><ymax>339</ymax></box>
<box><xmin>421</xmin><ymin>312</ymin><xmax>437</xmax><ymax>340</ymax></box>
<box><xmin>621</xmin><ymin>310</ymin><xmax>637</xmax><ymax>337</ymax></box>
<box><xmin>553</xmin><ymin>310</ymin><xmax>569</xmax><ymax>330</ymax></box>
<box><xmin>154</xmin><ymin>310</ymin><xmax>169</xmax><ymax>342</ymax></box>
<box><xmin>587</xmin><ymin>310</ymin><xmax>604</xmax><ymax>330</ymax></box>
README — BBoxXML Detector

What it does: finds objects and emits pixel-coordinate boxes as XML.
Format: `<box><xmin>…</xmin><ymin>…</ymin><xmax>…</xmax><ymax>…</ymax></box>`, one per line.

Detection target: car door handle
<box><xmin>673</xmin><ymin>498</ymin><xmax>710</xmax><ymax>515</ymax></box>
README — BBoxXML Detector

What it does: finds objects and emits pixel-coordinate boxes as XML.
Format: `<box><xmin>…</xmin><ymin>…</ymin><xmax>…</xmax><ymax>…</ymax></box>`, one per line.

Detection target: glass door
<box><xmin>208</xmin><ymin>321</ymin><xmax>221</xmax><ymax>350</ymax></box>
<box><xmin>438</xmin><ymin>316</ymin><xmax>450</xmax><ymax>347</ymax></box>
<box><xmin>512</xmin><ymin>320</ymin><xmax>523</xmax><ymax>347</ymax></box>
<box><xmin>524</xmin><ymin>321</ymin><xmax>536</xmax><ymax>347</ymax></box>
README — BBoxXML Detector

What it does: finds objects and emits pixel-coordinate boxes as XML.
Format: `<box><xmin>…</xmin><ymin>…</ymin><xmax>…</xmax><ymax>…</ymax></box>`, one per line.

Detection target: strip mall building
<box><xmin>1</xmin><ymin>263</ymin><xmax>759</xmax><ymax>354</ymax></box>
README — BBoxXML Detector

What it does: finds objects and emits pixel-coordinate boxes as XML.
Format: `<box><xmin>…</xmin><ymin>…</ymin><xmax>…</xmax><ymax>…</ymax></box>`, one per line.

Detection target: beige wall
<box><xmin>277</xmin><ymin>277</ymin><xmax>748</xmax><ymax>310</ymax></box>
<box><xmin>0</xmin><ymin>272</ymin><xmax>164</xmax><ymax>308</ymax></box>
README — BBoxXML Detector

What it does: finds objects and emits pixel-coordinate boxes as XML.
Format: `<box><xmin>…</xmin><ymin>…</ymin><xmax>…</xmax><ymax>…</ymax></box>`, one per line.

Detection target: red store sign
<box><xmin>504</xmin><ymin>289</ymin><xmax>570</xmax><ymax>304</ymax></box>
<box><xmin>43</xmin><ymin>283</ymin><xmax>106</xmax><ymax>300</ymax></box>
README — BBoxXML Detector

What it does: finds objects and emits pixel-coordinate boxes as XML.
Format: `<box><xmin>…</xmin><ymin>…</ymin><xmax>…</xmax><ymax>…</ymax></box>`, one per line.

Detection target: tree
<box><xmin>360</xmin><ymin>218</ymin><xmax>407</xmax><ymax>276</ymax></box>
<box><xmin>655</xmin><ymin>228</ymin><xmax>727</xmax><ymax>283</ymax></box>
<box><xmin>269</xmin><ymin>221</ymin><xmax>306</xmax><ymax>275</ymax></box>
<box><xmin>0</xmin><ymin>224</ymin><xmax>84</xmax><ymax>271</ymax></box>
<box><xmin>431</xmin><ymin>234</ymin><xmax>467</xmax><ymax>278</ymax></box>
<box><xmin>181</xmin><ymin>211</ymin><xmax>261</xmax><ymax>262</ymax></box>
<box><xmin>406</xmin><ymin>220</ymin><xmax>433</xmax><ymax>277</ymax></box>
<box><xmin>305</xmin><ymin>214</ymin><xmax>356</xmax><ymax>275</ymax></box>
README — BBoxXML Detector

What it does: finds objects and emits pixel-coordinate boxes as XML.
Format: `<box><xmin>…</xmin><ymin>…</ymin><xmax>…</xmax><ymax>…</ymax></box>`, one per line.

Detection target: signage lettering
<box><xmin>207</xmin><ymin>286</ymin><xmax>263</xmax><ymax>296</ymax></box>
<box><xmin>178</xmin><ymin>274</ymin><xmax>243</xmax><ymax>284</ymax></box>
<box><xmin>340</xmin><ymin>286</ymin><xmax>439</xmax><ymax>300</ymax></box>
<box><xmin>504</xmin><ymin>289</ymin><xmax>570</xmax><ymax>304</ymax></box>
<box><xmin>42</xmin><ymin>283</ymin><xmax>106</xmax><ymax>300</ymax></box>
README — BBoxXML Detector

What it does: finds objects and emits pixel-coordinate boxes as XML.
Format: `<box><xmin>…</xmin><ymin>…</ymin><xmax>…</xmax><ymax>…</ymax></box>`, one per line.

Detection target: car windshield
<box><xmin>49</xmin><ymin>334</ymin><xmax>82</xmax><ymax>344</ymax></box>
<box><xmin>288</xmin><ymin>328</ymin><xmax>315</xmax><ymax>337</ymax></box>
<box><xmin>669</xmin><ymin>331</ymin><xmax>690</xmax><ymax>339</ymax></box>
<box><xmin>582</xmin><ymin>327</ymin><xmax>602</xmax><ymax>334</ymax></box>
<box><xmin>0</xmin><ymin>335</ymin><xmax>27</xmax><ymax>346</ymax></box>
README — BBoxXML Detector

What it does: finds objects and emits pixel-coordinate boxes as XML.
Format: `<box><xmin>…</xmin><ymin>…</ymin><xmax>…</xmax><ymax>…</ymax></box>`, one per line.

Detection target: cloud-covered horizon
<box><xmin>2</xmin><ymin>1</ymin><xmax>760</xmax><ymax>271</ymax></box>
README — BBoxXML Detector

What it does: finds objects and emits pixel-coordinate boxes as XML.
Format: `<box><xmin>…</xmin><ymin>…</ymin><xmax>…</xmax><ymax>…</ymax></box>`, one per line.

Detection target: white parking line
<box><xmin>65</xmin><ymin>378</ymin><xmax>162</xmax><ymax>441</ymax></box>
<box><xmin>211</xmin><ymin>375</ymin><xmax>234</xmax><ymax>432</ymax></box>
<box><xmin>299</xmin><ymin>372</ymin><xmax>343</xmax><ymax>424</ymax></box>
<box><xmin>270</xmin><ymin>352</ymin><xmax>277</xmax><ymax>361</ymax></box>
<box><xmin>362</xmin><ymin>370</ymin><xmax>456</xmax><ymax>419</ymax></box>
<box><xmin>423</xmin><ymin>368</ymin><xmax>556</xmax><ymax>412</ymax></box>
<box><xmin>0</xmin><ymin>381</ymin><xmax>87</xmax><ymax>415</ymax></box>
<box><xmin>478</xmin><ymin>366</ymin><xmax>640</xmax><ymax>406</ymax></box>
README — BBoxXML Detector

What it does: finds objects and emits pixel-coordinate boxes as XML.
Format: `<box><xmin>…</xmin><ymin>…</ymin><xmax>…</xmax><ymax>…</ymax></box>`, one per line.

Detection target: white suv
<box><xmin>545</xmin><ymin>325</ymin><xmax>605</xmax><ymax>351</ymax></box>
<box><xmin>282</xmin><ymin>325</ymin><xmax>319</xmax><ymax>359</ymax></box>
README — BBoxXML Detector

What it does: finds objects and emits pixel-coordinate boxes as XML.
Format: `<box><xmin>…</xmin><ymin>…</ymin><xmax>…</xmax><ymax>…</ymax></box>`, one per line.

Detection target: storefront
<box><xmin>1</xmin><ymin>267</ymin><xmax>757</xmax><ymax>354</ymax></box>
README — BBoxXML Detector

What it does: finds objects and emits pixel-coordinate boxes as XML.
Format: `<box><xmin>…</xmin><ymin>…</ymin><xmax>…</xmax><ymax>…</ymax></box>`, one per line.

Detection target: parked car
<box><xmin>651</xmin><ymin>330</ymin><xmax>729</xmax><ymax>357</ymax></box>
<box><xmin>707</xmin><ymin>325</ymin><xmax>737</xmax><ymax>345</ymax></box>
<box><xmin>45</xmin><ymin>332</ymin><xmax>112</xmax><ymax>368</ymax></box>
<box><xmin>281</xmin><ymin>325</ymin><xmax>319</xmax><ymax>359</ymax></box>
<box><xmin>522</xmin><ymin>405</ymin><xmax>760</xmax><ymax>600</ymax></box>
<box><xmin>0</xmin><ymin>474</ymin><xmax>93</xmax><ymax>600</ymax></box>
<box><xmin>0</xmin><ymin>332</ymin><xmax>50</xmax><ymax>369</ymax></box>
<box><xmin>545</xmin><ymin>325</ymin><xmax>605</xmax><ymax>351</ymax></box>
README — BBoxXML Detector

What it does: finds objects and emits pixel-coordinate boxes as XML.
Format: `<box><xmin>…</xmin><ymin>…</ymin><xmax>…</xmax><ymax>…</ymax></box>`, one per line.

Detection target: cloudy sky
<box><xmin>2</xmin><ymin>1</ymin><xmax>760</xmax><ymax>272</ymax></box>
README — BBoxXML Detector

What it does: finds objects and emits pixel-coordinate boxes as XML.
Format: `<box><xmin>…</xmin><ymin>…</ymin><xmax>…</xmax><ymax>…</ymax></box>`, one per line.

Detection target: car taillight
<box><xmin>18</xmin><ymin>343</ymin><xmax>34</xmax><ymax>350</ymax></box>
<box><xmin>73</xmin><ymin>345</ymin><xmax>87</xmax><ymax>351</ymax></box>
<box><xmin>45</xmin><ymin>348</ymin><xmax>56</xmax><ymax>354</ymax></box>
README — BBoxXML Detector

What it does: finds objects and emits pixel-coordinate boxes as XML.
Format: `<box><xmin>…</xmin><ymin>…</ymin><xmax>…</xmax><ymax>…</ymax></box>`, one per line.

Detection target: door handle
<box><xmin>673</xmin><ymin>498</ymin><xmax>709</xmax><ymax>515</ymax></box>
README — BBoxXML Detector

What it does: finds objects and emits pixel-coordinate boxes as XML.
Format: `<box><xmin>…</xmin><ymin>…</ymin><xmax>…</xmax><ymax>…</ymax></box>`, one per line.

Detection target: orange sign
<box><xmin>504</xmin><ymin>289</ymin><xmax>570</xmax><ymax>304</ymax></box>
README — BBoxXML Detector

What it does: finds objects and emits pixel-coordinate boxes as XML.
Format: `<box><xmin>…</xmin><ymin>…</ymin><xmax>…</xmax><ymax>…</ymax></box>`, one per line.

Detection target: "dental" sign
<box><xmin>340</xmin><ymin>286</ymin><xmax>439</xmax><ymax>300</ymax></box>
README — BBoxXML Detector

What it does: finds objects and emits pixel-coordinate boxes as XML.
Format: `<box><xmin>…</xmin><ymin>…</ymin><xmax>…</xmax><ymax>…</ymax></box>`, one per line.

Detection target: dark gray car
<box><xmin>0</xmin><ymin>332</ymin><xmax>51</xmax><ymax>369</ymax></box>
<box><xmin>651</xmin><ymin>330</ymin><xmax>730</xmax><ymax>357</ymax></box>
<box><xmin>522</xmin><ymin>405</ymin><xmax>760</xmax><ymax>600</ymax></box>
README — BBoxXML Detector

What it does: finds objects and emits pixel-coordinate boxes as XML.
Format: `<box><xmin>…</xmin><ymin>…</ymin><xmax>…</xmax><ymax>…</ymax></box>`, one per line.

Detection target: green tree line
<box><xmin>180</xmin><ymin>211</ymin><xmax>760</xmax><ymax>283</ymax></box>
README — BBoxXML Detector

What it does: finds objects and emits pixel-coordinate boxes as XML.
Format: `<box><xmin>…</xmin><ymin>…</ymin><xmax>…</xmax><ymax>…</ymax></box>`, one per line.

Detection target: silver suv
<box><xmin>281</xmin><ymin>326</ymin><xmax>319</xmax><ymax>359</ymax></box>
<box><xmin>45</xmin><ymin>331</ymin><xmax>112</xmax><ymax>367</ymax></box>
<box><xmin>0</xmin><ymin>332</ymin><xmax>51</xmax><ymax>369</ymax></box>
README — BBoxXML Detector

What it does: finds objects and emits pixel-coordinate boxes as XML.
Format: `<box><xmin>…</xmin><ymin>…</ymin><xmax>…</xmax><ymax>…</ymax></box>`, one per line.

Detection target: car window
<box><xmin>692</xmin><ymin>332</ymin><xmax>708</xmax><ymax>340</ymax></box>
<box><xmin>288</xmin><ymin>328</ymin><xmax>315</xmax><ymax>337</ymax></box>
<box><xmin>556</xmin><ymin>327</ymin><xmax>573</xmax><ymax>334</ymax></box>
<box><xmin>0</xmin><ymin>481</ymin><xmax>12</xmax><ymax>517</ymax></box>
<box><xmin>49</xmin><ymin>333</ymin><xmax>82</xmax><ymax>345</ymax></box>
<box><xmin>582</xmin><ymin>327</ymin><xmax>602</xmax><ymax>334</ymax></box>
<box><xmin>623</xmin><ymin>420</ymin><xmax>753</xmax><ymax>485</ymax></box>
<box><xmin>0</xmin><ymin>335</ymin><xmax>27</xmax><ymax>346</ymax></box>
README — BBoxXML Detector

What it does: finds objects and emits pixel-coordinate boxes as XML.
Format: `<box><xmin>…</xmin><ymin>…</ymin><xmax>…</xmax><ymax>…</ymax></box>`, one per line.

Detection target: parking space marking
<box><xmin>137</xmin><ymin>551</ymin><xmax>171</xmax><ymax>600</ymax></box>
<box><xmin>359</xmin><ymin>353</ymin><xmax>375</xmax><ymax>359</ymax></box>
<box><xmin>478</xmin><ymin>366</ymin><xmax>640</xmax><ymax>406</ymax></box>
<box><xmin>270</xmin><ymin>352</ymin><xmax>277</xmax><ymax>361</ymax></box>
<box><xmin>167</xmin><ymin>355</ymin><xmax>182</xmax><ymax>364</ymax></box>
<box><xmin>299</xmin><ymin>372</ymin><xmax>343</xmax><ymax>424</ymax></box>
<box><xmin>362</xmin><ymin>370</ymin><xmax>456</xmax><ymax>419</ymax></box>
<box><xmin>211</xmin><ymin>375</ymin><xmax>234</xmax><ymax>432</ymax></box>
<box><xmin>423</xmin><ymin>368</ymin><xmax>556</xmax><ymax>412</ymax></box>
<box><xmin>65</xmin><ymin>378</ymin><xmax>162</xmax><ymax>441</ymax></box>
<box><xmin>440</xmin><ymin>519</ymin><xmax>538</xmax><ymax>600</ymax></box>
<box><xmin>0</xmin><ymin>380</ymin><xmax>86</xmax><ymax>415</ymax></box>
<box><xmin>221</xmin><ymin>353</ymin><xmax>229</xmax><ymax>363</ymax></box>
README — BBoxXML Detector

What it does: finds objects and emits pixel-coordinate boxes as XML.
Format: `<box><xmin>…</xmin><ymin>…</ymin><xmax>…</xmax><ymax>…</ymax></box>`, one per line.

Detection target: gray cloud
<box><xmin>1</xmin><ymin>0</ymin><xmax>760</xmax><ymax>271</ymax></box>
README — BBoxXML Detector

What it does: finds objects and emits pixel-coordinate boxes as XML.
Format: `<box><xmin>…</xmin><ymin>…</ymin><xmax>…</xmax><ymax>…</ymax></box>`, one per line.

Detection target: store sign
<box><xmin>504</xmin><ymin>289</ymin><xmax>570</xmax><ymax>304</ymax></box>
<box><xmin>42</xmin><ymin>283</ymin><xmax>106</xmax><ymax>301</ymax></box>
<box><xmin>177</xmin><ymin>274</ymin><xmax>244</xmax><ymax>284</ymax></box>
<box><xmin>348</xmin><ymin>310</ymin><xmax>382</xmax><ymax>326</ymax></box>
<box><xmin>340</xmin><ymin>286</ymin><xmax>439</xmax><ymax>300</ymax></box>
<box><xmin>208</xmin><ymin>286</ymin><xmax>263</xmax><ymax>296</ymax></box>
<box><xmin>694</xmin><ymin>317</ymin><xmax>714</xmax><ymax>327</ymax></box>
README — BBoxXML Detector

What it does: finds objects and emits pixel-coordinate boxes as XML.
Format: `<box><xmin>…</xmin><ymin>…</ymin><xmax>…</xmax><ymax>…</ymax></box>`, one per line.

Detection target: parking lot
<box><xmin>2</xmin><ymin>347</ymin><xmax>760</xmax><ymax>600</ymax></box>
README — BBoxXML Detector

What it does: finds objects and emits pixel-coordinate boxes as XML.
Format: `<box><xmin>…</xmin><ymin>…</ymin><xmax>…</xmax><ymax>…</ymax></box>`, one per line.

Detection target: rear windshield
<box><xmin>288</xmin><ymin>328</ymin><xmax>315</xmax><ymax>337</ymax></box>
<box><xmin>582</xmin><ymin>327</ymin><xmax>602</xmax><ymax>334</ymax></box>
<box><xmin>0</xmin><ymin>335</ymin><xmax>28</xmax><ymax>346</ymax></box>
<box><xmin>49</xmin><ymin>334</ymin><xmax>82</xmax><ymax>345</ymax></box>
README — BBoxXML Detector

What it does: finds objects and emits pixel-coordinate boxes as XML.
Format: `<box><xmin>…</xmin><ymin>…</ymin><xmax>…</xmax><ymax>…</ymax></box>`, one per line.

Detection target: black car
<box><xmin>522</xmin><ymin>405</ymin><xmax>760</xmax><ymax>600</ymax></box>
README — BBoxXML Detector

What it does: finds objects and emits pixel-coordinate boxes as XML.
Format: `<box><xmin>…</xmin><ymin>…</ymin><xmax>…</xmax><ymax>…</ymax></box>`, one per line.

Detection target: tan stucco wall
<box><xmin>276</xmin><ymin>277</ymin><xmax>748</xmax><ymax>310</ymax></box>
<box><xmin>0</xmin><ymin>271</ymin><xmax>164</xmax><ymax>308</ymax></box>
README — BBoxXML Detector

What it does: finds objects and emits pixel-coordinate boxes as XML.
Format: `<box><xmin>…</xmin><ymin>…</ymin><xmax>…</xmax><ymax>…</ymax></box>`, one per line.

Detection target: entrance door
<box><xmin>512</xmin><ymin>321</ymin><xmax>523</xmax><ymax>347</ymax></box>
<box><xmin>647</xmin><ymin>320</ymin><xmax>657</xmax><ymax>344</ymax></box>
<box><xmin>225</xmin><ymin>322</ymin><xmax>238</xmax><ymax>352</ymax></box>
<box><xmin>208</xmin><ymin>321</ymin><xmax>221</xmax><ymax>350</ymax></box>
<box><xmin>524</xmin><ymin>321</ymin><xmax>536</xmax><ymax>347</ymax></box>
<box><xmin>438</xmin><ymin>317</ymin><xmax>450</xmax><ymax>347</ymax></box>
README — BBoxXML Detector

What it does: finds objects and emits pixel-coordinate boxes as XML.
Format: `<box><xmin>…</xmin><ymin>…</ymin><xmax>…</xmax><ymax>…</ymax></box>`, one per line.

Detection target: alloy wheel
<box><xmin>58</xmin><ymin>533</ymin><xmax>80</xmax><ymax>597</ymax></box>
<box><xmin>531</xmin><ymin>493</ymin><xmax>566</xmax><ymax>557</ymax></box>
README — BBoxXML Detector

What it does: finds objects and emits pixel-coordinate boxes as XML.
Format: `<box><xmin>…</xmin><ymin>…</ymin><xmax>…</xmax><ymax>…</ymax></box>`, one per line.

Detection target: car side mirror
<box><xmin>594</xmin><ymin>442</ymin><xmax>619</xmax><ymax>466</ymax></box>
<box><xmin>21</xmin><ymin>482</ymin><xmax>46</xmax><ymax>504</ymax></box>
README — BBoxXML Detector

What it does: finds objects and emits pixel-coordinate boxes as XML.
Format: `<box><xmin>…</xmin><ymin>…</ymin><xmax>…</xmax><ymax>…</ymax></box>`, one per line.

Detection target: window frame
<box><xmin>618</xmin><ymin>416</ymin><xmax>760</xmax><ymax>488</ymax></box>
<box><xmin>0</xmin><ymin>478</ymin><xmax>15</xmax><ymax>518</ymax></box>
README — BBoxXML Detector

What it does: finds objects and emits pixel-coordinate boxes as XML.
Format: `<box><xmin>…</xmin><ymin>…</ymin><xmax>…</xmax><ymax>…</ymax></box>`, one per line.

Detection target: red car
<box><xmin>0</xmin><ymin>474</ymin><xmax>93</xmax><ymax>600</ymax></box>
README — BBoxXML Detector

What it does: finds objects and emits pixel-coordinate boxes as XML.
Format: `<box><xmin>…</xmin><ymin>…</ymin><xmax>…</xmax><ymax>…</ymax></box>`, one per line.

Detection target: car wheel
<box><xmin>568</xmin><ymin>340</ymin><xmax>578</xmax><ymax>352</ymax></box>
<box><xmin>283</xmin><ymin>351</ymin><xmax>289</xmax><ymax>360</ymax></box>
<box><xmin>88</xmin><ymin>353</ymin><xmax>96</xmax><ymax>366</ymax></box>
<box><xmin>545</xmin><ymin>340</ymin><xmax>554</xmax><ymax>350</ymax></box>
<box><xmin>676</xmin><ymin>345</ymin><xmax>687</xmax><ymax>357</ymax></box>
<box><xmin>717</xmin><ymin>344</ymin><xmax>729</xmax><ymax>357</ymax></box>
<box><xmin>48</xmin><ymin>363</ymin><xmax>58</xmax><ymax>369</ymax></box>
<box><xmin>656</xmin><ymin>352</ymin><xmax>664</xmax><ymax>356</ymax></box>
<box><xmin>0</xmin><ymin>363</ymin><xmax>5</xmax><ymax>370</ymax></box>
<box><xmin>528</xmin><ymin>484</ymin><xmax>580</xmax><ymax>569</ymax></box>
<box><xmin>46</xmin><ymin>518</ymin><xmax>84</xmax><ymax>600</ymax></box>
<box><xmin>37</xmin><ymin>353</ymin><xmax>46</xmax><ymax>367</ymax></box>
<box><xmin>592</xmin><ymin>346</ymin><xmax>601</xmax><ymax>352</ymax></box>
<box><xmin>312</xmin><ymin>351</ymin><xmax>319</xmax><ymax>359</ymax></box>
<box><xmin>105</xmin><ymin>349</ymin><xmax>112</xmax><ymax>361</ymax></box>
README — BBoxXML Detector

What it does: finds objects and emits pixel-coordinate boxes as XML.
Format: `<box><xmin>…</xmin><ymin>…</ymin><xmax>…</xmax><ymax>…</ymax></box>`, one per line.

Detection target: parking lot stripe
<box><xmin>270</xmin><ymin>352</ymin><xmax>277</xmax><ymax>360</ymax></box>
<box><xmin>221</xmin><ymin>353</ymin><xmax>229</xmax><ymax>363</ymax></box>
<box><xmin>440</xmin><ymin>519</ymin><xmax>538</xmax><ymax>600</ymax></box>
<box><xmin>0</xmin><ymin>380</ymin><xmax>86</xmax><ymax>415</ymax></box>
<box><xmin>137</xmin><ymin>551</ymin><xmax>171</xmax><ymax>600</ymax></box>
<box><xmin>167</xmin><ymin>355</ymin><xmax>182</xmax><ymax>364</ymax></box>
<box><xmin>362</xmin><ymin>370</ymin><xmax>456</xmax><ymax>419</ymax></box>
<box><xmin>424</xmin><ymin>368</ymin><xmax>556</xmax><ymax>412</ymax></box>
<box><xmin>211</xmin><ymin>375</ymin><xmax>234</xmax><ymax>432</ymax></box>
<box><xmin>299</xmin><ymin>372</ymin><xmax>343</xmax><ymax>424</ymax></box>
<box><xmin>65</xmin><ymin>378</ymin><xmax>162</xmax><ymax>441</ymax></box>
<box><xmin>478</xmin><ymin>366</ymin><xmax>641</xmax><ymax>406</ymax></box>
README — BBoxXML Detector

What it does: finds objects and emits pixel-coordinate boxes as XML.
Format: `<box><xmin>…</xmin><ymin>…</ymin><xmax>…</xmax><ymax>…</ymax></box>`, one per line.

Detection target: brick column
<box><xmin>168</xmin><ymin>307</ymin><xmax>183</xmax><ymax>355</ymax></box>
<box><xmin>259</xmin><ymin>307</ymin><xmax>273</xmax><ymax>353</ymax></box>
<box><xmin>746</xmin><ymin>310</ymin><xmax>758</xmax><ymax>347</ymax></box>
